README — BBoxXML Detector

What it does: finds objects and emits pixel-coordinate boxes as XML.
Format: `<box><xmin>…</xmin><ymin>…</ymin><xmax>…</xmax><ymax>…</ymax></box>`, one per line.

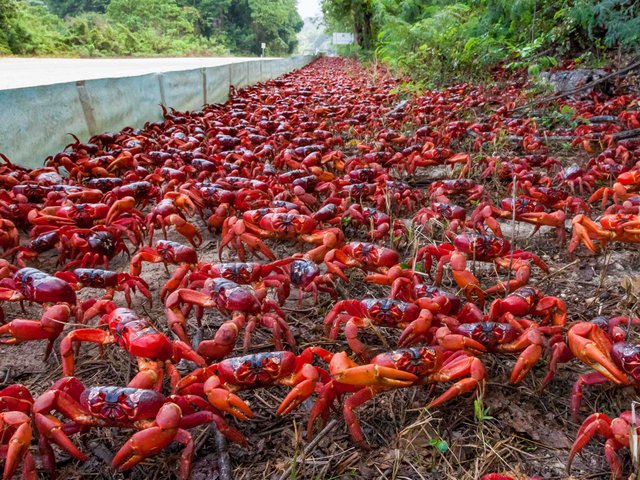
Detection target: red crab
<box><xmin>570</xmin><ymin>213</ymin><xmax>640</xmax><ymax>253</ymax></box>
<box><xmin>308</xmin><ymin>347</ymin><xmax>486</xmax><ymax>448</ymax></box>
<box><xmin>165</xmin><ymin>278</ymin><xmax>294</xmax><ymax>360</ymax></box>
<box><xmin>435</xmin><ymin>317</ymin><xmax>551</xmax><ymax>384</ymax></box>
<box><xmin>145</xmin><ymin>194</ymin><xmax>202</xmax><ymax>248</ymax></box>
<box><xmin>417</xmin><ymin>234</ymin><xmax>548</xmax><ymax>306</ymax></box>
<box><xmin>568</xmin><ymin>410</ymin><xmax>638</xmax><ymax>479</ymax></box>
<box><xmin>130</xmin><ymin>240</ymin><xmax>198</xmax><ymax>301</ymax></box>
<box><xmin>324</xmin><ymin>298</ymin><xmax>437</xmax><ymax>358</ymax></box>
<box><xmin>469</xmin><ymin>199</ymin><xmax>567</xmax><ymax>242</ymax></box>
<box><xmin>55</xmin><ymin>268</ymin><xmax>151</xmax><ymax>307</ymax></box>
<box><xmin>428</xmin><ymin>179</ymin><xmax>486</xmax><ymax>203</ymax></box>
<box><xmin>61</xmin><ymin>306</ymin><xmax>205</xmax><ymax>390</ymax></box>
<box><xmin>0</xmin><ymin>384</ymin><xmax>35</xmax><ymax>480</ymax></box>
<box><xmin>34</xmin><ymin>377</ymin><xmax>245</xmax><ymax>479</ymax></box>
<box><xmin>0</xmin><ymin>268</ymin><xmax>78</xmax><ymax>357</ymax></box>
<box><xmin>184</xmin><ymin>259</ymin><xmax>293</xmax><ymax>305</ymax></box>
<box><xmin>175</xmin><ymin>349</ymin><xmax>334</xmax><ymax>420</ymax></box>
<box><xmin>323</xmin><ymin>241</ymin><xmax>400</xmax><ymax>281</ymax></box>
<box><xmin>219</xmin><ymin>211</ymin><xmax>343</xmax><ymax>261</ymax></box>
<box><xmin>287</xmin><ymin>258</ymin><xmax>337</xmax><ymax>303</ymax></box>
<box><xmin>566</xmin><ymin>321</ymin><xmax>640</xmax><ymax>417</ymax></box>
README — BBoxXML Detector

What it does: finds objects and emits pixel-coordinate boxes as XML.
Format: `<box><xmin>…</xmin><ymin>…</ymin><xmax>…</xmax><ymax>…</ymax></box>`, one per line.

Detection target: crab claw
<box><xmin>106</xmin><ymin>196</ymin><xmax>136</xmax><ymax>224</ymax></box>
<box><xmin>277</xmin><ymin>364</ymin><xmax>320</xmax><ymax>416</ymax></box>
<box><xmin>568</xmin><ymin>322</ymin><xmax>628</xmax><ymax>385</ymax></box>
<box><xmin>166</xmin><ymin>214</ymin><xmax>202</xmax><ymax>248</ymax></box>
<box><xmin>397</xmin><ymin>313</ymin><xmax>433</xmax><ymax>346</ymax></box>
<box><xmin>333</xmin><ymin>363</ymin><xmax>417</xmax><ymax>387</ymax></box>
<box><xmin>203</xmin><ymin>376</ymin><xmax>253</xmax><ymax>420</ymax></box>
<box><xmin>2</xmin><ymin>413</ymin><xmax>32</xmax><ymax>480</ymax></box>
<box><xmin>112</xmin><ymin>404</ymin><xmax>185</xmax><ymax>474</ymax></box>
<box><xmin>435</xmin><ymin>327</ymin><xmax>488</xmax><ymax>354</ymax></box>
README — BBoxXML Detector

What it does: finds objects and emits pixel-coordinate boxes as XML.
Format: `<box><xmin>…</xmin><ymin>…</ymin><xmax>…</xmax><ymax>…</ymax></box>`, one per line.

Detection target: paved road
<box><xmin>0</xmin><ymin>57</ymin><xmax>275</xmax><ymax>90</ymax></box>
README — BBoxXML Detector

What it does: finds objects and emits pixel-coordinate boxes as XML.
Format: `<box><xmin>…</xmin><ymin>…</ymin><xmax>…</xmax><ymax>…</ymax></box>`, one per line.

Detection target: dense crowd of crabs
<box><xmin>0</xmin><ymin>56</ymin><xmax>639</xmax><ymax>479</ymax></box>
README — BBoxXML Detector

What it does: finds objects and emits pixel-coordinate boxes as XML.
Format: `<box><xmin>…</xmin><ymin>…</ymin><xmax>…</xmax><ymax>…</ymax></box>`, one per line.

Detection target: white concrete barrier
<box><xmin>0</xmin><ymin>55</ymin><xmax>315</xmax><ymax>168</ymax></box>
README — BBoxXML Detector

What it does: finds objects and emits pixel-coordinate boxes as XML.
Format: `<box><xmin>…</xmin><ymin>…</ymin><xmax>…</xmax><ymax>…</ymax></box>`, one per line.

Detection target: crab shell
<box><xmin>105</xmin><ymin>308</ymin><xmax>173</xmax><ymax>361</ymax></box>
<box><xmin>14</xmin><ymin>267</ymin><xmax>76</xmax><ymax>305</ymax></box>
<box><xmin>81</xmin><ymin>386</ymin><xmax>165</xmax><ymax>424</ymax></box>
<box><xmin>208</xmin><ymin>278</ymin><xmax>262</xmax><ymax>313</ymax></box>
<box><xmin>216</xmin><ymin>351</ymin><xmax>297</xmax><ymax>387</ymax></box>
<box><xmin>453</xmin><ymin>234</ymin><xmax>510</xmax><ymax>260</ymax></box>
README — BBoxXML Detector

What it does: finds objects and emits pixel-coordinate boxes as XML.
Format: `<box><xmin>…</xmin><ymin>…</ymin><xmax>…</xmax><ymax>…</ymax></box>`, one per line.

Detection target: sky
<box><xmin>297</xmin><ymin>0</ymin><xmax>323</xmax><ymax>19</ymax></box>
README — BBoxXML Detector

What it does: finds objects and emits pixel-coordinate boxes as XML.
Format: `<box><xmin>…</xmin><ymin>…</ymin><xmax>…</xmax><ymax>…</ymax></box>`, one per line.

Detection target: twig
<box><xmin>504</xmin><ymin>171</ymin><xmax>518</xmax><ymax>297</ymax></box>
<box><xmin>191</xmin><ymin>328</ymin><xmax>231</xmax><ymax>480</ymax></box>
<box><xmin>213</xmin><ymin>424</ymin><xmax>232</xmax><ymax>480</ymax></box>
<box><xmin>277</xmin><ymin>419</ymin><xmax>338</xmax><ymax>480</ymax></box>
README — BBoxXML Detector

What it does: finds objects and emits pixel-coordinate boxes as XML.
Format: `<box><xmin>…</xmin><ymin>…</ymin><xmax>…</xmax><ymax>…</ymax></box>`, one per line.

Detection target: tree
<box><xmin>46</xmin><ymin>0</ymin><xmax>109</xmax><ymax>18</ymax></box>
<box><xmin>322</xmin><ymin>0</ymin><xmax>376</xmax><ymax>49</ymax></box>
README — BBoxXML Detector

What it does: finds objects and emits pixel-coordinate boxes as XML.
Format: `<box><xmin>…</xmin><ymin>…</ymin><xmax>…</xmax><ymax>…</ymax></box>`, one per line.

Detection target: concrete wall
<box><xmin>0</xmin><ymin>55</ymin><xmax>315</xmax><ymax>168</ymax></box>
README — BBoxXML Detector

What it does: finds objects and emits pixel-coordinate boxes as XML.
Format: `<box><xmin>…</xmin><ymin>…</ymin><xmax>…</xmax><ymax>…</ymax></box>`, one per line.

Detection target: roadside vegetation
<box><xmin>0</xmin><ymin>0</ymin><xmax>303</xmax><ymax>57</ymax></box>
<box><xmin>322</xmin><ymin>0</ymin><xmax>640</xmax><ymax>86</ymax></box>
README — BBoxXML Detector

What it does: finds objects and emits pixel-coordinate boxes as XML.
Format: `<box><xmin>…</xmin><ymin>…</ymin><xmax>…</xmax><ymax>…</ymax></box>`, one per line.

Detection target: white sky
<box><xmin>297</xmin><ymin>0</ymin><xmax>322</xmax><ymax>19</ymax></box>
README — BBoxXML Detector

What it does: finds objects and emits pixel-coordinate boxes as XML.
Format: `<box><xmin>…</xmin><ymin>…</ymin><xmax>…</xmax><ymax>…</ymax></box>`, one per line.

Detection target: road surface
<box><xmin>0</xmin><ymin>57</ymin><xmax>275</xmax><ymax>90</ymax></box>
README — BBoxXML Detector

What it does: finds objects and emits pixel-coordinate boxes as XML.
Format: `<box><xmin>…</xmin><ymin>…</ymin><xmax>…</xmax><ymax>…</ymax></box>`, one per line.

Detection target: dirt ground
<box><xmin>2</xmin><ymin>60</ymin><xmax>639</xmax><ymax>480</ymax></box>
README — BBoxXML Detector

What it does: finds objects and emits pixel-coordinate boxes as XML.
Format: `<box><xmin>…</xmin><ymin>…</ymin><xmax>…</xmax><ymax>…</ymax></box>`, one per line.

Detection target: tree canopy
<box><xmin>0</xmin><ymin>0</ymin><xmax>303</xmax><ymax>56</ymax></box>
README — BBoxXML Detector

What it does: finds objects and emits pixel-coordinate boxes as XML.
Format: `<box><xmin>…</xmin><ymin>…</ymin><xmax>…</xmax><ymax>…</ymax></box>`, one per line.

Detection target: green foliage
<box><xmin>323</xmin><ymin>0</ymin><xmax>640</xmax><ymax>86</ymax></box>
<box><xmin>47</xmin><ymin>0</ymin><xmax>109</xmax><ymax>18</ymax></box>
<box><xmin>0</xmin><ymin>0</ymin><xmax>302</xmax><ymax>56</ymax></box>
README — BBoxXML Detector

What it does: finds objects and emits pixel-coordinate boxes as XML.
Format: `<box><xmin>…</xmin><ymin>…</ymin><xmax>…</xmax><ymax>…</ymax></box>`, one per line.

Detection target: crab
<box><xmin>175</xmin><ymin>349</ymin><xmax>334</xmax><ymax>421</ymax></box>
<box><xmin>428</xmin><ymin>179</ymin><xmax>486</xmax><ymax>204</ymax></box>
<box><xmin>184</xmin><ymin>259</ymin><xmax>293</xmax><ymax>305</ymax></box>
<box><xmin>412</xmin><ymin>202</ymin><xmax>467</xmax><ymax>237</ymax></box>
<box><xmin>287</xmin><ymin>258</ymin><xmax>337</xmax><ymax>304</ymax></box>
<box><xmin>0</xmin><ymin>384</ymin><xmax>35</xmax><ymax>480</ymax></box>
<box><xmin>307</xmin><ymin>347</ymin><xmax>486</xmax><ymax>448</ymax></box>
<box><xmin>60</xmin><ymin>305</ymin><xmax>206</xmax><ymax>390</ymax></box>
<box><xmin>219</xmin><ymin>211</ymin><xmax>344</xmax><ymax>262</ymax></box>
<box><xmin>569</xmin><ymin>213</ymin><xmax>640</xmax><ymax>253</ymax></box>
<box><xmin>590</xmin><ymin>169</ymin><xmax>640</xmax><ymax>206</ymax></box>
<box><xmin>416</xmin><ymin>234</ymin><xmax>548</xmax><ymax>307</ymax></box>
<box><xmin>469</xmin><ymin>199</ymin><xmax>567</xmax><ymax>242</ymax></box>
<box><xmin>165</xmin><ymin>278</ymin><xmax>294</xmax><ymax>360</ymax></box>
<box><xmin>324</xmin><ymin>298</ymin><xmax>437</xmax><ymax>358</ymax></box>
<box><xmin>130</xmin><ymin>240</ymin><xmax>198</xmax><ymax>301</ymax></box>
<box><xmin>34</xmin><ymin>377</ymin><xmax>245</xmax><ymax>479</ymax></box>
<box><xmin>488</xmin><ymin>286</ymin><xmax>567</xmax><ymax>327</ymax></box>
<box><xmin>435</xmin><ymin>316</ymin><xmax>552</xmax><ymax>384</ymax></box>
<box><xmin>343</xmin><ymin>204</ymin><xmax>408</xmax><ymax>243</ymax></box>
<box><xmin>55</xmin><ymin>268</ymin><xmax>151</xmax><ymax>307</ymax></box>
<box><xmin>323</xmin><ymin>241</ymin><xmax>400</xmax><ymax>281</ymax></box>
<box><xmin>0</xmin><ymin>268</ymin><xmax>78</xmax><ymax>357</ymax></box>
<box><xmin>145</xmin><ymin>194</ymin><xmax>202</xmax><ymax>248</ymax></box>
<box><xmin>566</xmin><ymin>321</ymin><xmax>640</xmax><ymax>417</ymax></box>
<box><xmin>568</xmin><ymin>410</ymin><xmax>638</xmax><ymax>479</ymax></box>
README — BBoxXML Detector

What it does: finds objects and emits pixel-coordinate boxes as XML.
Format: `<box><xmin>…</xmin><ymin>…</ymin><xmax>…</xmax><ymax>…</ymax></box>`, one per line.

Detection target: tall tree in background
<box><xmin>322</xmin><ymin>0</ymin><xmax>376</xmax><ymax>49</ymax></box>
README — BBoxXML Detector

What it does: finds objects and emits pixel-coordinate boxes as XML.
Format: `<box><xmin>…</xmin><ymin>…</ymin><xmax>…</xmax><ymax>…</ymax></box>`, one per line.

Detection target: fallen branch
<box><xmin>506</xmin><ymin>128</ymin><xmax>640</xmax><ymax>144</ymax></box>
<box><xmin>512</xmin><ymin>57</ymin><xmax>640</xmax><ymax>114</ymax></box>
<box><xmin>213</xmin><ymin>424</ymin><xmax>232</xmax><ymax>480</ymax></box>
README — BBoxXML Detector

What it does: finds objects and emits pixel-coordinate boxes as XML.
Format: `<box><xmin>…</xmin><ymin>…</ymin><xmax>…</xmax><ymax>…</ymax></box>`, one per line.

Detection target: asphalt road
<box><xmin>0</xmin><ymin>57</ymin><xmax>273</xmax><ymax>90</ymax></box>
